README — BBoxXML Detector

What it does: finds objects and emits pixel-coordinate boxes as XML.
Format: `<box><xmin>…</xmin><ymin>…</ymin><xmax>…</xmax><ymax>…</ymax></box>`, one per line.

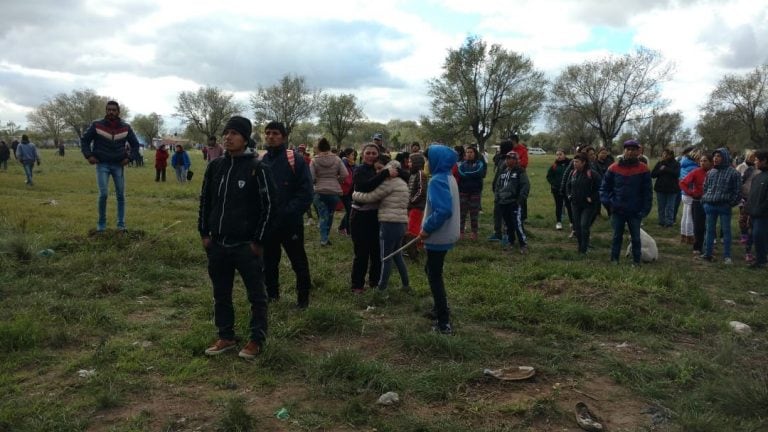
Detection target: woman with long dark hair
<box><xmin>566</xmin><ymin>152</ymin><xmax>602</xmax><ymax>254</ymax></box>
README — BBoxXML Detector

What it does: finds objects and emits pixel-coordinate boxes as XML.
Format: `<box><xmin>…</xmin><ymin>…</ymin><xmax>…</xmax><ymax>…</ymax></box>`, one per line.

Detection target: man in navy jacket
<box><xmin>600</xmin><ymin>139</ymin><xmax>653</xmax><ymax>265</ymax></box>
<box><xmin>260</xmin><ymin>121</ymin><xmax>314</xmax><ymax>309</ymax></box>
<box><xmin>80</xmin><ymin>101</ymin><xmax>141</xmax><ymax>231</ymax></box>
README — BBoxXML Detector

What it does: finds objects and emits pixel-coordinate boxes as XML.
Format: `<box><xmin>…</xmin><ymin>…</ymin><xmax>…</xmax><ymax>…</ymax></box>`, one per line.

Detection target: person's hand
<box><xmin>586</xmin><ymin>197</ymin><xmax>592</xmax><ymax>203</ymax></box>
<box><xmin>250</xmin><ymin>242</ymin><xmax>263</xmax><ymax>256</ymax></box>
<box><xmin>120</xmin><ymin>158</ymin><xmax>130</xmax><ymax>166</ymax></box>
<box><xmin>201</xmin><ymin>237</ymin><xmax>212</xmax><ymax>249</ymax></box>
<box><xmin>419</xmin><ymin>230</ymin><xmax>430</xmax><ymax>239</ymax></box>
<box><xmin>87</xmin><ymin>156</ymin><xmax>98</xmax><ymax>165</ymax></box>
<box><xmin>36</xmin><ymin>160</ymin><xmax>41</xmax><ymax>166</ymax></box>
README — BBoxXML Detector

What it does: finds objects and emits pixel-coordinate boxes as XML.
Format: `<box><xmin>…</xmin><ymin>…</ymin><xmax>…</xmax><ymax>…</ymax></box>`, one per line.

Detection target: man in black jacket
<box><xmin>198</xmin><ymin>116</ymin><xmax>277</xmax><ymax>359</ymax></box>
<box><xmin>260</xmin><ymin>121</ymin><xmax>314</xmax><ymax>309</ymax></box>
<box><xmin>747</xmin><ymin>150</ymin><xmax>768</xmax><ymax>268</ymax></box>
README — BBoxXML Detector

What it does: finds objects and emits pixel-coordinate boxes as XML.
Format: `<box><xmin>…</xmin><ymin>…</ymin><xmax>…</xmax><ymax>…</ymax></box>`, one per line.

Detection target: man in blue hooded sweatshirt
<box><xmin>419</xmin><ymin>144</ymin><xmax>460</xmax><ymax>334</ymax></box>
<box><xmin>700</xmin><ymin>147</ymin><xmax>741</xmax><ymax>264</ymax></box>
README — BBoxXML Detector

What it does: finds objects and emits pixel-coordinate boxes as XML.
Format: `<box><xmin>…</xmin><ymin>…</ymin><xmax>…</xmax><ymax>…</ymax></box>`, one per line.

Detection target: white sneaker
<box><xmin>555</xmin><ymin>222</ymin><xmax>563</xmax><ymax>230</ymax></box>
<box><xmin>305</xmin><ymin>218</ymin><xmax>314</xmax><ymax>226</ymax></box>
<box><xmin>724</xmin><ymin>257</ymin><xmax>733</xmax><ymax>265</ymax></box>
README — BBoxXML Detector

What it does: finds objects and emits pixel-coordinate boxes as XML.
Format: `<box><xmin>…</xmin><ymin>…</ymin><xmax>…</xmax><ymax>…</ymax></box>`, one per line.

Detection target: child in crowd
<box><xmin>494</xmin><ymin>151</ymin><xmax>530</xmax><ymax>254</ymax></box>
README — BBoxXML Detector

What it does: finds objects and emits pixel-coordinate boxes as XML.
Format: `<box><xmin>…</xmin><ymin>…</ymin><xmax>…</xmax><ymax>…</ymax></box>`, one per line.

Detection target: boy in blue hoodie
<box><xmin>419</xmin><ymin>144</ymin><xmax>460</xmax><ymax>334</ymax></box>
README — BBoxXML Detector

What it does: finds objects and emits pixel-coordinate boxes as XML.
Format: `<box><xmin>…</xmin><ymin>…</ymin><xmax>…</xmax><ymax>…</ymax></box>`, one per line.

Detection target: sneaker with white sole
<box><xmin>555</xmin><ymin>222</ymin><xmax>563</xmax><ymax>230</ymax></box>
<box><xmin>205</xmin><ymin>339</ymin><xmax>237</xmax><ymax>356</ymax></box>
<box><xmin>724</xmin><ymin>257</ymin><xmax>733</xmax><ymax>265</ymax></box>
<box><xmin>238</xmin><ymin>340</ymin><xmax>261</xmax><ymax>359</ymax></box>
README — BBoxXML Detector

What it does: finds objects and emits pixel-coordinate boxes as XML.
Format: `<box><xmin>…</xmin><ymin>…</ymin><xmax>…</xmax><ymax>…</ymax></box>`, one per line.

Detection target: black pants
<box><xmin>425</xmin><ymin>250</ymin><xmax>450</xmax><ymax>329</ymax></box>
<box><xmin>207</xmin><ymin>243</ymin><xmax>267</xmax><ymax>343</ymax></box>
<box><xmin>551</xmin><ymin>189</ymin><xmax>573</xmax><ymax>224</ymax></box>
<box><xmin>493</xmin><ymin>202</ymin><xmax>502</xmax><ymax>237</ymax></box>
<box><xmin>692</xmin><ymin>199</ymin><xmax>706</xmax><ymax>252</ymax></box>
<box><xmin>263</xmin><ymin>223</ymin><xmax>311</xmax><ymax>306</ymax></box>
<box><xmin>350</xmin><ymin>209</ymin><xmax>380</xmax><ymax>289</ymax></box>
<box><xmin>155</xmin><ymin>167</ymin><xmax>166</xmax><ymax>182</ymax></box>
<box><xmin>500</xmin><ymin>203</ymin><xmax>527</xmax><ymax>247</ymax></box>
<box><xmin>338</xmin><ymin>194</ymin><xmax>352</xmax><ymax>232</ymax></box>
<box><xmin>572</xmin><ymin>204</ymin><xmax>597</xmax><ymax>253</ymax></box>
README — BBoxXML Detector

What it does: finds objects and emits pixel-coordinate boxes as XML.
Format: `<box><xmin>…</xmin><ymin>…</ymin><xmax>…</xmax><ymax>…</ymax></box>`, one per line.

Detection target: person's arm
<box><xmin>519</xmin><ymin>172</ymin><xmax>530</xmax><ymax>202</ymax></box>
<box><xmin>184</xmin><ymin>152</ymin><xmax>191</xmax><ymax>170</ymax></box>
<box><xmin>80</xmin><ymin>123</ymin><xmax>97</xmax><ymax>163</ymax></box>
<box><xmin>421</xmin><ymin>176</ymin><xmax>453</xmax><ymax>234</ymax></box>
<box><xmin>198</xmin><ymin>162</ymin><xmax>214</xmax><ymax>247</ymax></box>
<box><xmin>352</xmin><ymin>181</ymin><xmax>390</xmax><ymax>203</ymax></box>
<box><xmin>642</xmin><ymin>171</ymin><xmax>653</xmax><ymax>217</ymax></box>
<box><xmin>252</xmin><ymin>161</ymin><xmax>278</xmax><ymax>247</ymax></box>
<box><xmin>410</xmin><ymin>172</ymin><xmax>426</xmax><ymax>205</ymax></box>
<box><xmin>283</xmin><ymin>158</ymin><xmax>314</xmax><ymax>217</ymax></box>
<box><xmin>599</xmin><ymin>169</ymin><xmax>613</xmax><ymax>206</ymax></box>
<box><xmin>126</xmin><ymin>126</ymin><xmax>141</xmax><ymax>164</ymax></box>
<box><xmin>354</xmin><ymin>166</ymin><xmax>389</xmax><ymax>192</ymax></box>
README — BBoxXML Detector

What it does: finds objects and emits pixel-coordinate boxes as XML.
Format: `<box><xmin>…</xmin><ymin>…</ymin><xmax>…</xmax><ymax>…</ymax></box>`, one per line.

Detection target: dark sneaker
<box><xmin>238</xmin><ymin>340</ymin><xmax>261</xmax><ymax>359</ymax></box>
<box><xmin>695</xmin><ymin>254</ymin><xmax>713</xmax><ymax>262</ymax></box>
<box><xmin>351</xmin><ymin>287</ymin><xmax>365</xmax><ymax>294</ymax></box>
<box><xmin>205</xmin><ymin>339</ymin><xmax>237</xmax><ymax>356</ymax></box>
<box><xmin>487</xmin><ymin>234</ymin><xmax>501</xmax><ymax>242</ymax></box>
<box><xmin>431</xmin><ymin>324</ymin><xmax>453</xmax><ymax>335</ymax></box>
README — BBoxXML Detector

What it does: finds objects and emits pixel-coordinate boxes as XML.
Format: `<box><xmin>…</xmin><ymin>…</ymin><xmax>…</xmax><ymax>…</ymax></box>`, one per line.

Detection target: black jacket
<box><xmin>747</xmin><ymin>170</ymin><xmax>768</xmax><ymax>218</ymax></box>
<box><xmin>566</xmin><ymin>167</ymin><xmax>602</xmax><ymax>207</ymax></box>
<box><xmin>651</xmin><ymin>158</ymin><xmax>680</xmax><ymax>193</ymax></box>
<box><xmin>198</xmin><ymin>152</ymin><xmax>276</xmax><ymax>245</ymax></box>
<box><xmin>261</xmin><ymin>144</ymin><xmax>313</xmax><ymax>227</ymax></box>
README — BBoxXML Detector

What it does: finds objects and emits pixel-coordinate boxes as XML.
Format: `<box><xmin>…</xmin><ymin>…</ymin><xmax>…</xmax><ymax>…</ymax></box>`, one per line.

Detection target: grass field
<box><xmin>0</xmin><ymin>149</ymin><xmax>766</xmax><ymax>432</ymax></box>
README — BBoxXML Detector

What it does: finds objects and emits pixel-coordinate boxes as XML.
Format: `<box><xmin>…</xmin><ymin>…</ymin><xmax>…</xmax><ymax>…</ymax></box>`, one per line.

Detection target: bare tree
<box><xmin>703</xmin><ymin>64</ymin><xmax>768</xmax><ymax>148</ymax></box>
<box><xmin>176</xmin><ymin>86</ymin><xmax>243</xmax><ymax>140</ymax></box>
<box><xmin>27</xmin><ymin>101</ymin><xmax>67</xmax><ymax>144</ymax></box>
<box><xmin>251</xmin><ymin>74</ymin><xmax>321</xmax><ymax>139</ymax></box>
<box><xmin>546</xmin><ymin>108</ymin><xmax>598</xmax><ymax>152</ymax></box>
<box><xmin>318</xmin><ymin>94</ymin><xmax>365</xmax><ymax>147</ymax></box>
<box><xmin>630</xmin><ymin>110</ymin><xmax>683</xmax><ymax>157</ymax></box>
<box><xmin>132</xmin><ymin>113</ymin><xmax>165</xmax><ymax>145</ymax></box>
<box><xmin>427</xmin><ymin>36</ymin><xmax>547</xmax><ymax>152</ymax></box>
<box><xmin>51</xmin><ymin>89</ymin><xmax>119</xmax><ymax>138</ymax></box>
<box><xmin>550</xmin><ymin>47</ymin><xmax>673</xmax><ymax>151</ymax></box>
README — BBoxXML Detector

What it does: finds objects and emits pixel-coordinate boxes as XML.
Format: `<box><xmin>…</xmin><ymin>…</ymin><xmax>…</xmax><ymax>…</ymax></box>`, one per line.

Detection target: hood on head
<box><xmin>713</xmin><ymin>147</ymin><xmax>731</xmax><ymax>167</ymax></box>
<box><xmin>425</xmin><ymin>144</ymin><xmax>457</xmax><ymax>174</ymax></box>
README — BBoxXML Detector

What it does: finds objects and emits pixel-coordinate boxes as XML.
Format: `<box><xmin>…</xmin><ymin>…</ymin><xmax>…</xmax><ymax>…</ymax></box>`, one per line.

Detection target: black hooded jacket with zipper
<box><xmin>198</xmin><ymin>151</ymin><xmax>277</xmax><ymax>245</ymax></box>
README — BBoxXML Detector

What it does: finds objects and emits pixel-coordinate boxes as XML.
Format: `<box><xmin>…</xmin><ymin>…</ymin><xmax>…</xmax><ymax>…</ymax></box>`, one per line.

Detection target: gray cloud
<box><xmin>145</xmin><ymin>17</ymin><xmax>410</xmax><ymax>90</ymax></box>
<box><xmin>572</xmin><ymin>0</ymin><xmax>704</xmax><ymax>26</ymax></box>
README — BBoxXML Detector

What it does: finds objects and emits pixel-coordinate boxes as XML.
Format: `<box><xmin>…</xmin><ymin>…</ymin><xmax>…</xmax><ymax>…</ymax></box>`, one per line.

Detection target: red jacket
<box><xmin>155</xmin><ymin>148</ymin><xmax>169</xmax><ymax>169</ymax></box>
<box><xmin>679</xmin><ymin>167</ymin><xmax>709</xmax><ymax>199</ymax></box>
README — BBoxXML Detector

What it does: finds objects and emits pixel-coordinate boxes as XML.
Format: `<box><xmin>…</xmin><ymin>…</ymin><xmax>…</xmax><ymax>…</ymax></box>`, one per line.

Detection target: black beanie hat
<box><xmin>223</xmin><ymin>116</ymin><xmax>252</xmax><ymax>140</ymax></box>
<box><xmin>265</xmin><ymin>121</ymin><xmax>287</xmax><ymax>136</ymax></box>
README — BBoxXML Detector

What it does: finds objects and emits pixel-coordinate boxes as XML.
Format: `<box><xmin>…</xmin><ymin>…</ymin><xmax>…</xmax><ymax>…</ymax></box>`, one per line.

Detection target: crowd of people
<box><xmin>6</xmin><ymin>101</ymin><xmax>767</xmax><ymax>360</ymax></box>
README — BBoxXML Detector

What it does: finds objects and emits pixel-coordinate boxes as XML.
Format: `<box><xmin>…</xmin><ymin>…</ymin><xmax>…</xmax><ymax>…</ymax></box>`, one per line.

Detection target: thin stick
<box><xmin>381</xmin><ymin>236</ymin><xmax>420</xmax><ymax>262</ymax></box>
<box><xmin>570</xmin><ymin>387</ymin><xmax>600</xmax><ymax>401</ymax></box>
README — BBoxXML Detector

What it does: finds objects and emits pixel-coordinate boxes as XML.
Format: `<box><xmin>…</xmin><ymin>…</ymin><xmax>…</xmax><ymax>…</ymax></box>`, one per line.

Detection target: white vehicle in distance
<box><xmin>528</xmin><ymin>147</ymin><xmax>546</xmax><ymax>155</ymax></box>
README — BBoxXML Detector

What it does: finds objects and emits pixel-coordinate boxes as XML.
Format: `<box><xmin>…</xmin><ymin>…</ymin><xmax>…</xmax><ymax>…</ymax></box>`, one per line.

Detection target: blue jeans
<box><xmin>656</xmin><ymin>192</ymin><xmax>677</xmax><ymax>226</ymax></box>
<box><xmin>704</xmin><ymin>203</ymin><xmax>732</xmax><ymax>258</ymax></box>
<box><xmin>174</xmin><ymin>166</ymin><xmax>187</xmax><ymax>182</ymax></box>
<box><xmin>378</xmin><ymin>222</ymin><xmax>409</xmax><ymax>290</ymax></box>
<box><xmin>96</xmin><ymin>163</ymin><xmax>126</xmax><ymax>230</ymax></box>
<box><xmin>611</xmin><ymin>213</ymin><xmax>642</xmax><ymax>263</ymax></box>
<box><xmin>314</xmin><ymin>193</ymin><xmax>340</xmax><ymax>243</ymax></box>
<box><xmin>22</xmin><ymin>162</ymin><xmax>34</xmax><ymax>184</ymax></box>
<box><xmin>752</xmin><ymin>217</ymin><xmax>768</xmax><ymax>265</ymax></box>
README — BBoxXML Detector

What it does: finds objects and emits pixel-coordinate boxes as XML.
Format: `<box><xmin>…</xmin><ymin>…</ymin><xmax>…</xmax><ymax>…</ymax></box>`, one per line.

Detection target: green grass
<box><xmin>1</xmin><ymin>149</ymin><xmax>767</xmax><ymax>431</ymax></box>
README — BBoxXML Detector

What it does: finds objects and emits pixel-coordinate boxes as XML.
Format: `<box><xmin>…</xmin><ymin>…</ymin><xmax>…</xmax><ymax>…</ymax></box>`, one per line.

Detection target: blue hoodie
<box><xmin>702</xmin><ymin>147</ymin><xmax>741</xmax><ymax>206</ymax></box>
<box><xmin>422</xmin><ymin>144</ymin><xmax>460</xmax><ymax>251</ymax></box>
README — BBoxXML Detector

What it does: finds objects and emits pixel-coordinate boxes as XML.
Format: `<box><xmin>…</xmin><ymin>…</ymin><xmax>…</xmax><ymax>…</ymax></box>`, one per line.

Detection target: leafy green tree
<box><xmin>549</xmin><ymin>47</ymin><xmax>673</xmax><ymax>151</ymax></box>
<box><xmin>318</xmin><ymin>94</ymin><xmax>365</xmax><ymax>147</ymax></box>
<box><xmin>630</xmin><ymin>110</ymin><xmax>683</xmax><ymax>157</ymax></box>
<box><xmin>702</xmin><ymin>64</ymin><xmax>768</xmax><ymax>148</ymax></box>
<box><xmin>696</xmin><ymin>109</ymin><xmax>750</xmax><ymax>150</ymax></box>
<box><xmin>251</xmin><ymin>74</ymin><xmax>321</xmax><ymax>140</ymax></box>
<box><xmin>427</xmin><ymin>36</ymin><xmax>546</xmax><ymax>152</ymax></box>
<box><xmin>132</xmin><ymin>113</ymin><xmax>165</xmax><ymax>145</ymax></box>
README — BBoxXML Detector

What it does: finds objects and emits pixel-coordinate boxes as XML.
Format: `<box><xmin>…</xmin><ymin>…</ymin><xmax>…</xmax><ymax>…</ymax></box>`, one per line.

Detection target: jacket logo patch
<box><xmin>238</xmin><ymin>180</ymin><xmax>246</xmax><ymax>189</ymax></box>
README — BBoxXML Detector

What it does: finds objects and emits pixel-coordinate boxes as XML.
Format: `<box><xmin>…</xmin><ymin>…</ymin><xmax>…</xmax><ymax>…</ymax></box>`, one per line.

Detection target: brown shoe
<box><xmin>205</xmin><ymin>339</ymin><xmax>236</xmax><ymax>356</ymax></box>
<box><xmin>238</xmin><ymin>340</ymin><xmax>261</xmax><ymax>359</ymax></box>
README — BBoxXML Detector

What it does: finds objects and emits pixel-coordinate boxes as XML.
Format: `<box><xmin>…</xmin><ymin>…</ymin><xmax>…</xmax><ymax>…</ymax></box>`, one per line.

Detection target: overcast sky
<box><xmin>1</xmin><ymin>0</ymin><xmax>766</xmax><ymax>134</ymax></box>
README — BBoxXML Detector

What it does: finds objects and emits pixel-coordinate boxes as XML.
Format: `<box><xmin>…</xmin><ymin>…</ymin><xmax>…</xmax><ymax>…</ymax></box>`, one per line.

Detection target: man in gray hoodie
<box><xmin>15</xmin><ymin>135</ymin><xmax>41</xmax><ymax>186</ymax></box>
